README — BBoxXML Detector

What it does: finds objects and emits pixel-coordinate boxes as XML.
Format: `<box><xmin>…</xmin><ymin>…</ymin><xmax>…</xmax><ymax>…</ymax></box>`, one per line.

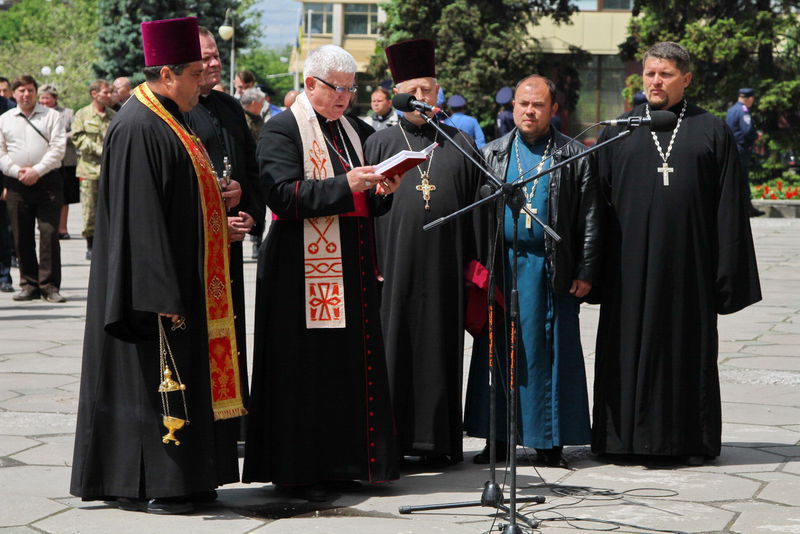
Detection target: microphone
<box><xmin>600</xmin><ymin>110</ymin><xmax>677</xmax><ymax>132</ymax></box>
<box><xmin>392</xmin><ymin>93</ymin><xmax>442</xmax><ymax>114</ymax></box>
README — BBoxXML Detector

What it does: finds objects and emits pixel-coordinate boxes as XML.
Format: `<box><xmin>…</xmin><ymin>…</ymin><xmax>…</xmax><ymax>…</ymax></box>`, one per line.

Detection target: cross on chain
<box><xmin>525</xmin><ymin>206</ymin><xmax>538</xmax><ymax>229</ymax></box>
<box><xmin>416</xmin><ymin>172</ymin><xmax>437</xmax><ymax>211</ymax></box>
<box><xmin>657</xmin><ymin>162</ymin><xmax>674</xmax><ymax>186</ymax></box>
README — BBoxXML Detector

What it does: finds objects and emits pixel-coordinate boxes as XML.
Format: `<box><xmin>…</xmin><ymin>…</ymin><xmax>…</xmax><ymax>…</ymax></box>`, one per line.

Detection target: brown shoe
<box><xmin>42</xmin><ymin>290</ymin><xmax>67</xmax><ymax>303</ymax></box>
<box><xmin>12</xmin><ymin>287</ymin><xmax>40</xmax><ymax>301</ymax></box>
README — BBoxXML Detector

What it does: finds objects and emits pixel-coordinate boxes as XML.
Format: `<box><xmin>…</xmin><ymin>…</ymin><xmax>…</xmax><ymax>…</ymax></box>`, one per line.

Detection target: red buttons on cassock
<box><xmin>369</xmin><ymin>411</ymin><xmax>374</xmax><ymax>416</ymax></box>
<box><xmin>368</xmin><ymin>366</ymin><xmax>373</xmax><ymax>371</ymax></box>
<box><xmin>370</xmin><ymin>458</ymin><xmax>376</xmax><ymax>463</ymax></box>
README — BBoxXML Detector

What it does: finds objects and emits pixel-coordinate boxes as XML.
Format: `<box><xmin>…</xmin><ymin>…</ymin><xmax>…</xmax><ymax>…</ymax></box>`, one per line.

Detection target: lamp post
<box><xmin>219</xmin><ymin>9</ymin><xmax>235</xmax><ymax>94</ymax></box>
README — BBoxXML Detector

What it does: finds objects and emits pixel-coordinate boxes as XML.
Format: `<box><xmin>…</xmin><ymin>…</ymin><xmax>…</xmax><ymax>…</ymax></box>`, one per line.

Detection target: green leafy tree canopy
<box><xmin>0</xmin><ymin>0</ymin><xmax>100</xmax><ymax>110</ymax></box>
<box><xmin>621</xmin><ymin>0</ymin><xmax>800</xmax><ymax>182</ymax></box>
<box><xmin>368</xmin><ymin>0</ymin><xmax>580</xmax><ymax>130</ymax></box>
<box><xmin>94</xmin><ymin>0</ymin><xmax>261</xmax><ymax>83</ymax></box>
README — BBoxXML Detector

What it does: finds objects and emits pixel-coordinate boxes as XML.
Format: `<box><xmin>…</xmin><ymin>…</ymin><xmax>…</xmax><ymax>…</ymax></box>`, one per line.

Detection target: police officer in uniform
<box><xmin>726</xmin><ymin>88</ymin><xmax>762</xmax><ymax>216</ymax></box>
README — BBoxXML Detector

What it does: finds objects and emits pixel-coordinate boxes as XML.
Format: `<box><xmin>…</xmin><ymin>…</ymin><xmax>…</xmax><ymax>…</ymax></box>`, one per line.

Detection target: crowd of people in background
<box><xmin>0</xmin><ymin>18</ymin><xmax>761</xmax><ymax>517</ymax></box>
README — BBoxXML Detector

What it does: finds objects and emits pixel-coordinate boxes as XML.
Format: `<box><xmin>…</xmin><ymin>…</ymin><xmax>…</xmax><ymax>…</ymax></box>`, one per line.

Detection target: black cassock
<box><xmin>364</xmin><ymin>117</ymin><xmax>482</xmax><ymax>459</ymax></box>
<box><xmin>186</xmin><ymin>89</ymin><xmax>267</xmax><ymax>411</ymax></box>
<box><xmin>243</xmin><ymin>110</ymin><xmax>398</xmax><ymax>484</ymax></box>
<box><xmin>592</xmin><ymin>101</ymin><xmax>761</xmax><ymax>458</ymax></box>
<box><xmin>71</xmin><ymin>93</ymin><xmax>239</xmax><ymax>500</ymax></box>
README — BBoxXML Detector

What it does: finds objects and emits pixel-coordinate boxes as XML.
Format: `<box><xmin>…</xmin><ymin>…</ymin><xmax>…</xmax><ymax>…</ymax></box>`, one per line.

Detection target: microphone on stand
<box><xmin>600</xmin><ymin>110</ymin><xmax>677</xmax><ymax>132</ymax></box>
<box><xmin>392</xmin><ymin>93</ymin><xmax>442</xmax><ymax>114</ymax></box>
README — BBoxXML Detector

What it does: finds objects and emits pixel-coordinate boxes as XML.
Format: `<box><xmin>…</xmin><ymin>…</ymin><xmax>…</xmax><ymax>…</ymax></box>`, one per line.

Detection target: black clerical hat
<box><xmin>385</xmin><ymin>39</ymin><xmax>436</xmax><ymax>84</ymax></box>
<box><xmin>739</xmin><ymin>88</ymin><xmax>755</xmax><ymax>97</ymax></box>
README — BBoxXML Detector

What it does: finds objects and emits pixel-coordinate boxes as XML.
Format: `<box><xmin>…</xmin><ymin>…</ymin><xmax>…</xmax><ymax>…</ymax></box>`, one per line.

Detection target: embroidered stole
<box><xmin>290</xmin><ymin>92</ymin><xmax>364</xmax><ymax>329</ymax></box>
<box><xmin>134</xmin><ymin>84</ymin><xmax>246</xmax><ymax>420</ymax></box>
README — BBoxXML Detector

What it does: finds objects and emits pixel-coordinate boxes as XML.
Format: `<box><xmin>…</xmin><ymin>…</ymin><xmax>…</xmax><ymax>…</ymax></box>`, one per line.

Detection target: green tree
<box><xmin>620</xmin><ymin>0</ymin><xmax>800</xmax><ymax>182</ymax></box>
<box><xmin>237</xmin><ymin>45</ymin><xmax>295</xmax><ymax>102</ymax></box>
<box><xmin>368</xmin><ymin>0</ymin><xmax>581</xmax><ymax>129</ymax></box>
<box><xmin>94</xmin><ymin>0</ymin><xmax>260</xmax><ymax>83</ymax></box>
<box><xmin>0</xmin><ymin>0</ymin><xmax>100</xmax><ymax>110</ymax></box>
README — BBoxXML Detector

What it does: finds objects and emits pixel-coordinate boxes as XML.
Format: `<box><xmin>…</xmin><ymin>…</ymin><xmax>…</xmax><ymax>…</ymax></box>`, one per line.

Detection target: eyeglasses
<box><xmin>313</xmin><ymin>76</ymin><xmax>358</xmax><ymax>94</ymax></box>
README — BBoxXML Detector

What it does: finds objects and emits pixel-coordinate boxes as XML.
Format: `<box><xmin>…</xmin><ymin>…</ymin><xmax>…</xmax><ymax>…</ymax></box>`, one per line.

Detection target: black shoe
<box><xmin>58</xmin><ymin>232</ymin><xmax>71</xmax><ymax>240</ymax></box>
<box><xmin>474</xmin><ymin>442</ymin><xmax>507</xmax><ymax>464</ymax></box>
<box><xmin>685</xmin><ymin>455</ymin><xmax>705</xmax><ymax>466</ymax></box>
<box><xmin>536</xmin><ymin>447</ymin><xmax>570</xmax><ymax>469</ymax></box>
<box><xmin>275</xmin><ymin>483</ymin><xmax>329</xmax><ymax>502</ymax></box>
<box><xmin>12</xmin><ymin>288</ymin><xmax>40</xmax><ymax>301</ymax></box>
<box><xmin>117</xmin><ymin>497</ymin><xmax>194</xmax><ymax>515</ymax></box>
<box><xmin>0</xmin><ymin>282</ymin><xmax>13</xmax><ymax>293</ymax></box>
<box><xmin>42</xmin><ymin>290</ymin><xmax>67</xmax><ymax>303</ymax></box>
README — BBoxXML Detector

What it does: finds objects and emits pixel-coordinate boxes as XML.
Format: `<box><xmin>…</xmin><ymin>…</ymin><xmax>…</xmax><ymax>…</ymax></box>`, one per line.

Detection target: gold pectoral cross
<box><xmin>525</xmin><ymin>204</ymin><xmax>538</xmax><ymax>229</ymax></box>
<box><xmin>416</xmin><ymin>172</ymin><xmax>436</xmax><ymax>211</ymax></box>
<box><xmin>658</xmin><ymin>162</ymin><xmax>673</xmax><ymax>186</ymax></box>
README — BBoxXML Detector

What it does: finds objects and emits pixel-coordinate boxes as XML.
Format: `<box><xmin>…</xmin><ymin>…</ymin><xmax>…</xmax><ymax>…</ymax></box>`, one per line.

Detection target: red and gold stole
<box><xmin>290</xmin><ymin>91</ymin><xmax>364</xmax><ymax>329</ymax></box>
<box><xmin>135</xmin><ymin>83</ymin><xmax>246</xmax><ymax>421</ymax></box>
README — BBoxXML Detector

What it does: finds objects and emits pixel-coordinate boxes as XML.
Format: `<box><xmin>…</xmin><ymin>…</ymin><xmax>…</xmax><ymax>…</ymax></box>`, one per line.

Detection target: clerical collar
<box><xmin>399</xmin><ymin>115</ymin><xmax>433</xmax><ymax>136</ymax></box>
<box><xmin>517</xmin><ymin>129</ymin><xmax>552</xmax><ymax>150</ymax></box>
<box><xmin>652</xmin><ymin>99</ymin><xmax>687</xmax><ymax>115</ymax></box>
<box><xmin>151</xmin><ymin>91</ymin><xmax>188</xmax><ymax>127</ymax></box>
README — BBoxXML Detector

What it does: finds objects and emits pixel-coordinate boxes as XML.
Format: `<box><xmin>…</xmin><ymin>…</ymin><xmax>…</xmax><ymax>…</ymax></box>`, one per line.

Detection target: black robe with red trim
<box><xmin>242</xmin><ymin>109</ymin><xmax>398</xmax><ymax>484</ymax></box>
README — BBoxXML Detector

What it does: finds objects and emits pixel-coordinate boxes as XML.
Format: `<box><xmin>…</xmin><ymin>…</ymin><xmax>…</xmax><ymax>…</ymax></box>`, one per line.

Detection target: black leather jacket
<box><xmin>481</xmin><ymin>127</ymin><xmax>601</xmax><ymax>294</ymax></box>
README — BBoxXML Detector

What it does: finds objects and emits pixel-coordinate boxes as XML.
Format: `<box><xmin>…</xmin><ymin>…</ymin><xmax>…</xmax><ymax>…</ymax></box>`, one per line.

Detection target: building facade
<box><xmin>290</xmin><ymin>0</ymin><xmax>636</xmax><ymax>139</ymax></box>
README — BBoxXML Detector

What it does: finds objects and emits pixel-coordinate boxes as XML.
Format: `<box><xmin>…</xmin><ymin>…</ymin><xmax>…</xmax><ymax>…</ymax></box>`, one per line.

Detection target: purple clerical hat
<box><xmin>385</xmin><ymin>39</ymin><xmax>436</xmax><ymax>84</ymax></box>
<box><xmin>141</xmin><ymin>17</ymin><xmax>201</xmax><ymax>67</ymax></box>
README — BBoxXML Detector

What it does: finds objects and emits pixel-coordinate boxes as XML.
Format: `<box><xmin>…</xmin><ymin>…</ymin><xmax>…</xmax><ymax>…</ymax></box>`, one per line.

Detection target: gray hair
<box><xmin>303</xmin><ymin>45</ymin><xmax>357</xmax><ymax>80</ymax></box>
<box><xmin>240</xmin><ymin>87</ymin><xmax>266</xmax><ymax>106</ymax></box>
<box><xmin>643</xmin><ymin>42</ymin><xmax>692</xmax><ymax>74</ymax></box>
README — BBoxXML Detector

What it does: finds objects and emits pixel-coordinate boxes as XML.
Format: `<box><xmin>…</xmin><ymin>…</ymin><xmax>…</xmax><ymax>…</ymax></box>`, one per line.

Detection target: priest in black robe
<box><xmin>243</xmin><ymin>44</ymin><xmax>401</xmax><ymax>502</ymax></box>
<box><xmin>363</xmin><ymin>39</ymin><xmax>483</xmax><ymax>463</ymax></box>
<box><xmin>186</xmin><ymin>26</ymin><xmax>267</xmax><ymax>419</ymax></box>
<box><xmin>592</xmin><ymin>42</ymin><xmax>761</xmax><ymax>466</ymax></box>
<box><xmin>71</xmin><ymin>17</ymin><xmax>246</xmax><ymax>514</ymax></box>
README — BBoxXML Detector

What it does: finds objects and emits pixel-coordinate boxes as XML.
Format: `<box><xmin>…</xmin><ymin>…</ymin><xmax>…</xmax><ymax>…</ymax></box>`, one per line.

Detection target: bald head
<box><xmin>113</xmin><ymin>77</ymin><xmax>132</xmax><ymax>104</ymax></box>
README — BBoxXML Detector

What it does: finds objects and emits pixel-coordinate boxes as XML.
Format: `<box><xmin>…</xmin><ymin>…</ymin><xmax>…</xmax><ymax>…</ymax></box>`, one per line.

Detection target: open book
<box><xmin>374</xmin><ymin>142</ymin><xmax>438</xmax><ymax>177</ymax></box>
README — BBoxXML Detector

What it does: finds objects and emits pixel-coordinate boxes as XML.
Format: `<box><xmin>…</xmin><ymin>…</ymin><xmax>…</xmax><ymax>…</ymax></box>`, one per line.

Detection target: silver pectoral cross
<box><xmin>657</xmin><ymin>162</ymin><xmax>673</xmax><ymax>186</ymax></box>
<box><xmin>525</xmin><ymin>204</ymin><xmax>538</xmax><ymax>229</ymax></box>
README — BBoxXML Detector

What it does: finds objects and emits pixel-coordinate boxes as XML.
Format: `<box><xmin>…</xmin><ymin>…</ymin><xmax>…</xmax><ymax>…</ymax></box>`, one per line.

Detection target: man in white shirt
<box><xmin>0</xmin><ymin>75</ymin><xmax>66</xmax><ymax>302</ymax></box>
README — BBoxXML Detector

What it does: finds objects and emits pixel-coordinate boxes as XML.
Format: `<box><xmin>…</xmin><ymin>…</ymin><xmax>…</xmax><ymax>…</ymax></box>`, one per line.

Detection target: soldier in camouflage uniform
<box><xmin>72</xmin><ymin>80</ymin><xmax>115</xmax><ymax>260</ymax></box>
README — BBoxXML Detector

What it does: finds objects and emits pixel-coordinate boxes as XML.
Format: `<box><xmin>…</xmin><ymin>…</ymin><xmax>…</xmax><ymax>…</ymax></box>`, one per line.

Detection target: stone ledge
<box><xmin>752</xmin><ymin>199</ymin><xmax>800</xmax><ymax>218</ymax></box>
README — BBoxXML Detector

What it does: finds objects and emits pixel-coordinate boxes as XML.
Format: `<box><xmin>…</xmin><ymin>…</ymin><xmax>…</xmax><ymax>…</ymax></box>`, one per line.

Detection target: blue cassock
<box><xmin>464</xmin><ymin>133</ymin><xmax>591</xmax><ymax>449</ymax></box>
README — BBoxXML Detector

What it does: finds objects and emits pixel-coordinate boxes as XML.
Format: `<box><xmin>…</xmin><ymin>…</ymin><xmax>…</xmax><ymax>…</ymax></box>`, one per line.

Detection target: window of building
<box><xmin>573</xmin><ymin>54</ymin><xmax>630</xmax><ymax>141</ymax></box>
<box><xmin>304</xmin><ymin>2</ymin><xmax>334</xmax><ymax>35</ymax></box>
<box><xmin>572</xmin><ymin>0</ymin><xmax>632</xmax><ymax>10</ymax></box>
<box><xmin>344</xmin><ymin>3</ymin><xmax>379</xmax><ymax>35</ymax></box>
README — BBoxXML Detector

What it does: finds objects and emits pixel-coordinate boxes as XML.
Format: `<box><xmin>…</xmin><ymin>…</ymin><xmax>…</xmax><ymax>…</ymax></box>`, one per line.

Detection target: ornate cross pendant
<box><xmin>415</xmin><ymin>172</ymin><xmax>437</xmax><ymax>211</ymax></box>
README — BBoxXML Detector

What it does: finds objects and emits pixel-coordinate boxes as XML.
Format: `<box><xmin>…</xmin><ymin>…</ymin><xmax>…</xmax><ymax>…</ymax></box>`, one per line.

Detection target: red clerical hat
<box><xmin>385</xmin><ymin>39</ymin><xmax>436</xmax><ymax>84</ymax></box>
<box><xmin>141</xmin><ymin>17</ymin><xmax>201</xmax><ymax>67</ymax></box>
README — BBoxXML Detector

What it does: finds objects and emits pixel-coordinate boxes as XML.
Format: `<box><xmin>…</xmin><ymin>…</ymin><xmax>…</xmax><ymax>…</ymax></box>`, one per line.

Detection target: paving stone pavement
<box><xmin>0</xmin><ymin>213</ymin><xmax>797</xmax><ymax>534</ymax></box>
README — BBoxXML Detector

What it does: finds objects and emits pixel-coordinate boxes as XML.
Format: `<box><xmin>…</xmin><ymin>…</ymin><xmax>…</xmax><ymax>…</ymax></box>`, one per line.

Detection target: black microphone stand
<box><xmin>398</xmin><ymin>111</ymin><xmax>635</xmax><ymax>532</ymax></box>
<box><xmin>397</xmin><ymin>112</ymin><xmax>553</xmax><ymax>531</ymax></box>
